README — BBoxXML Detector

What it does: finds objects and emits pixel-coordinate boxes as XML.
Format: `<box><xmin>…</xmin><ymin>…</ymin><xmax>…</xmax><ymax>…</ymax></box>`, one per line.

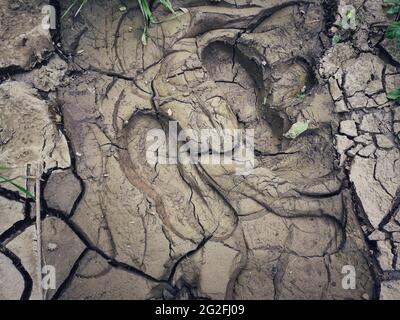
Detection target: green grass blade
<box><xmin>138</xmin><ymin>0</ymin><xmax>155</xmax><ymax>45</ymax></box>
<box><xmin>141</xmin><ymin>23</ymin><xmax>149</xmax><ymax>45</ymax></box>
<box><xmin>160</xmin><ymin>0</ymin><xmax>175</xmax><ymax>14</ymax></box>
<box><xmin>62</xmin><ymin>0</ymin><xmax>79</xmax><ymax>18</ymax></box>
<box><xmin>0</xmin><ymin>165</ymin><xmax>10</xmax><ymax>172</ymax></box>
<box><xmin>0</xmin><ymin>175</ymin><xmax>35</xmax><ymax>200</ymax></box>
<box><xmin>74</xmin><ymin>0</ymin><xmax>88</xmax><ymax>17</ymax></box>
<box><xmin>139</xmin><ymin>0</ymin><xmax>154</xmax><ymax>22</ymax></box>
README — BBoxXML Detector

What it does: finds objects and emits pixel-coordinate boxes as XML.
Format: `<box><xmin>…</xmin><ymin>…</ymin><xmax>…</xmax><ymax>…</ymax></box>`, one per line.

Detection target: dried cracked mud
<box><xmin>1</xmin><ymin>0</ymin><xmax>400</xmax><ymax>300</ymax></box>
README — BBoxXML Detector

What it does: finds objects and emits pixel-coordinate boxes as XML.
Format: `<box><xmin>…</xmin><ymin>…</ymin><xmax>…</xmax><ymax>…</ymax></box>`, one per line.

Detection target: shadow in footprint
<box><xmin>201</xmin><ymin>41</ymin><xmax>285</xmax><ymax>154</ymax></box>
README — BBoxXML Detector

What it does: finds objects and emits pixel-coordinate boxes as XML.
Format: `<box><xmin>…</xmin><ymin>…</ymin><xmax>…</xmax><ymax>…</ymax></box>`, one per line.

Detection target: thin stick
<box><xmin>35</xmin><ymin>163</ymin><xmax>43</xmax><ymax>300</ymax></box>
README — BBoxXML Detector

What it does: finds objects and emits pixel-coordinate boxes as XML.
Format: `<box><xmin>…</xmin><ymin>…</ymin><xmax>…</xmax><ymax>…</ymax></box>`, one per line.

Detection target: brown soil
<box><xmin>1</xmin><ymin>0</ymin><xmax>400</xmax><ymax>300</ymax></box>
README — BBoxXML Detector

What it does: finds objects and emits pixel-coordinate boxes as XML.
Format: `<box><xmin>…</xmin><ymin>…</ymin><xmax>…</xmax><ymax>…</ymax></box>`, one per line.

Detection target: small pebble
<box><xmin>47</xmin><ymin>243</ymin><xmax>58</xmax><ymax>251</ymax></box>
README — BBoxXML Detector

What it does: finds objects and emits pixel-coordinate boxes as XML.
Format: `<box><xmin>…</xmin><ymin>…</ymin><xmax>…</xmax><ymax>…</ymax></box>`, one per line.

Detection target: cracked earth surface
<box><xmin>0</xmin><ymin>0</ymin><xmax>400</xmax><ymax>300</ymax></box>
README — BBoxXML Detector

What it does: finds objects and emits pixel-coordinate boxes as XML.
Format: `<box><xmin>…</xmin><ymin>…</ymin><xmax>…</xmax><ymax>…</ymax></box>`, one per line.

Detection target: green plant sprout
<box><xmin>386</xmin><ymin>21</ymin><xmax>400</xmax><ymax>47</ymax></box>
<box><xmin>385</xmin><ymin>0</ymin><xmax>400</xmax><ymax>103</ymax></box>
<box><xmin>387</xmin><ymin>88</ymin><xmax>400</xmax><ymax>103</ymax></box>
<box><xmin>332</xmin><ymin>33</ymin><xmax>341</xmax><ymax>45</ymax></box>
<box><xmin>331</xmin><ymin>7</ymin><xmax>357</xmax><ymax>46</ymax></box>
<box><xmin>0</xmin><ymin>165</ymin><xmax>35</xmax><ymax>200</ymax></box>
<box><xmin>63</xmin><ymin>0</ymin><xmax>177</xmax><ymax>45</ymax></box>
<box><xmin>386</xmin><ymin>0</ymin><xmax>400</xmax><ymax>15</ymax></box>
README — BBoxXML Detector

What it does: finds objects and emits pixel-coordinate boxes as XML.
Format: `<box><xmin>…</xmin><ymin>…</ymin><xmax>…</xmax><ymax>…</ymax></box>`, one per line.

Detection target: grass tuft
<box><xmin>386</xmin><ymin>0</ymin><xmax>400</xmax><ymax>15</ymax></box>
<box><xmin>63</xmin><ymin>0</ymin><xmax>176</xmax><ymax>45</ymax></box>
<box><xmin>386</xmin><ymin>21</ymin><xmax>400</xmax><ymax>47</ymax></box>
<box><xmin>385</xmin><ymin>0</ymin><xmax>400</xmax><ymax>103</ymax></box>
